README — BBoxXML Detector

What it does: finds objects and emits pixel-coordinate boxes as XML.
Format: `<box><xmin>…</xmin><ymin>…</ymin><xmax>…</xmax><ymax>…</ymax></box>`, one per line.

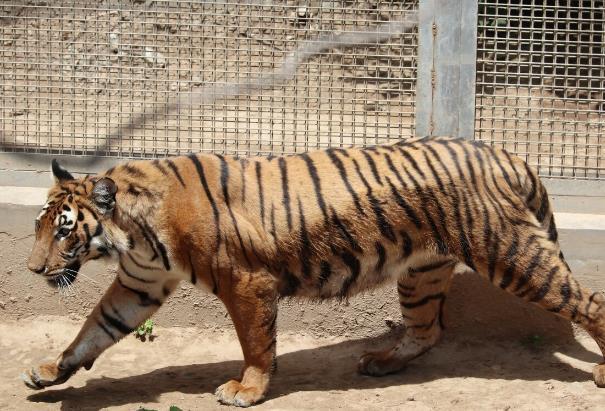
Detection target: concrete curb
<box><xmin>1</xmin><ymin>185</ymin><xmax>603</xmax><ymax>231</ymax></box>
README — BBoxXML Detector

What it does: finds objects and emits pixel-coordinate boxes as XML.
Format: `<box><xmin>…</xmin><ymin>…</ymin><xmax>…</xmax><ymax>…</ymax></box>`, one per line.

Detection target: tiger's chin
<box><xmin>46</xmin><ymin>261</ymin><xmax>81</xmax><ymax>288</ymax></box>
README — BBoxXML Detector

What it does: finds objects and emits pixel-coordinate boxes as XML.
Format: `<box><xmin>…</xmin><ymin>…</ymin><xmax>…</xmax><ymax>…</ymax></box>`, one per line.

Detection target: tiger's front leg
<box><xmin>215</xmin><ymin>268</ymin><xmax>278</xmax><ymax>407</ymax></box>
<box><xmin>21</xmin><ymin>273</ymin><xmax>176</xmax><ymax>390</ymax></box>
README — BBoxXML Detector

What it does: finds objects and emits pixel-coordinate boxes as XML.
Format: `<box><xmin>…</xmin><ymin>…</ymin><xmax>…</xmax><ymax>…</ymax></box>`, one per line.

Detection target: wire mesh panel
<box><xmin>0</xmin><ymin>0</ymin><xmax>417</xmax><ymax>159</ymax></box>
<box><xmin>476</xmin><ymin>0</ymin><xmax>604</xmax><ymax>179</ymax></box>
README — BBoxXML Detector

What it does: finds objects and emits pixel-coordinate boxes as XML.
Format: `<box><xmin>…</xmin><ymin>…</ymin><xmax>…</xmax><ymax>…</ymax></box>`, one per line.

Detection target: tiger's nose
<box><xmin>27</xmin><ymin>262</ymin><xmax>46</xmax><ymax>274</ymax></box>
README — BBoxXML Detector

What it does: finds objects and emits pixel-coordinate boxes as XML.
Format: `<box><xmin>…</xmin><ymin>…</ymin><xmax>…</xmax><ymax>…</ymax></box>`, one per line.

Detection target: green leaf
<box><xmin>169</xmin><ymin>406</ymin><xmax>183</xmax><ymax>411</ymax></box>
<box><xmin>144</xmin><ymin>319</ymin><xmax>154</xmax><ymax>334</ymax></box>
<box><xmin>134</xmin><ymin>318</ymin><xmax>154</xmax><ymax>338</ymax></box>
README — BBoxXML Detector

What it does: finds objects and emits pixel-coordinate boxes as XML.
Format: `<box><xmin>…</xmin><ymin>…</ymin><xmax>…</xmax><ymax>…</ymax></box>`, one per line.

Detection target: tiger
<box><xmin>22</xmin><ymin>136</ymin><xmax>605</xmax><ymax>407</ymax></box>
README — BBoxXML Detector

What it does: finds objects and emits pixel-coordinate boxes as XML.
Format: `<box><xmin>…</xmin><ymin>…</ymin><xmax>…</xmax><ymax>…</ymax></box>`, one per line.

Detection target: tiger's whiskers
<box><xmin>63</xmin><ymin>268</ymin><xmax>98</xmax><ymax>286</ymax></box>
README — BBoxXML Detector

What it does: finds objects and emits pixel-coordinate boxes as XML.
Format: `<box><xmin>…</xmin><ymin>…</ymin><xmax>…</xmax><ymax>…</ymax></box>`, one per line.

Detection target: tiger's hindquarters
<box><xmin>479</xmin><ymin>218</ymin><xmax>605</xmax><ymax>387</ymax></box>
<box><xmin>519</xmin><ymin>168</ymin><xmax>605</xmax><ymax>385</ymax></box>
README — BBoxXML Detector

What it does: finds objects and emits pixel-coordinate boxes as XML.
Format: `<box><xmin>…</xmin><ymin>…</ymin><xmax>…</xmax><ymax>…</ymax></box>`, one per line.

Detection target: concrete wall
<box><xmin>1</xmin><ymin>178</ymin><xmax>604</xmax><ymax>341</ymax></box>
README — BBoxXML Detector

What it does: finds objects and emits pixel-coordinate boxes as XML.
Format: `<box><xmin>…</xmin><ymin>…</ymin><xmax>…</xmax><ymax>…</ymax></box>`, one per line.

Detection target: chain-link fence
<box><xmin>1</xmin><ymin>0</ymin><xmax>603</xmax><ymax>179</ymax></box>
<box><xmin>0</xmin><ymin>1</ymin><xmax>417</xmax><ymax>158</ymax></box>
<box><xmin>476</xmin><ymin>0</ymin><xmax>604</xmax><ymax>179</ymax></box>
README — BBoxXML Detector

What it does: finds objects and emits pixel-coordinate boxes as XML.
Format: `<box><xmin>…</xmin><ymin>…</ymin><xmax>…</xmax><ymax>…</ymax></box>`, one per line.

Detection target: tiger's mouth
<box><xmin>46</xmin><ymin>261</ymin><xmax>81</xmax><ymax>288</ymax></box>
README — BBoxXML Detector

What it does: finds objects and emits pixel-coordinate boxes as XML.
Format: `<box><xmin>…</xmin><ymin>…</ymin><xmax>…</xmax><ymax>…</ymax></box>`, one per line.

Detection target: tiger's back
<box><xmin>160</xmin><ymin>136</ymin><xmax>541</xmax><ymax>300</ymax></box>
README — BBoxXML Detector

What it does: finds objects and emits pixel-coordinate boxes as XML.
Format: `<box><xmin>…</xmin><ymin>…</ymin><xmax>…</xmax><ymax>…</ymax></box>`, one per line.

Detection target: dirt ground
<box><xmin>2</xmin><ymin>317</ymin><xmax>605</xmax><ymax>411</ymax></box>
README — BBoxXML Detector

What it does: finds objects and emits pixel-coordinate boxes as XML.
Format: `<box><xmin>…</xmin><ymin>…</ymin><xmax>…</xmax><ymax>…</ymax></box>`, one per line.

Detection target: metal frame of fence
<box><xmin>0</xmin><ymin>0</ymin><xmax>603</xmax><ymax>180</ymax></box>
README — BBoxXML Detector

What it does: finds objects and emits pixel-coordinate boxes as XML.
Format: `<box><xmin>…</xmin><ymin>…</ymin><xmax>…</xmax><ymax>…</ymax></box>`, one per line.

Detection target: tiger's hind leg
<box><xmin>358</xmin><ymin>258</ymin><xmax>455</xmax><ymax>376</ymax></box>
<box><xmin>482</xmin><ymin>228</ymin><xmax>605</xmax><ymax>387</ymax></box>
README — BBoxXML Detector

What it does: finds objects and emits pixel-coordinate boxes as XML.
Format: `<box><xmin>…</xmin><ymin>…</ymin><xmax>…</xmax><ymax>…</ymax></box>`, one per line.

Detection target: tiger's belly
<box><xmin>277</xmin><ymin>250</ymin><xmax>441</xmax><ymax>299</ymax></box>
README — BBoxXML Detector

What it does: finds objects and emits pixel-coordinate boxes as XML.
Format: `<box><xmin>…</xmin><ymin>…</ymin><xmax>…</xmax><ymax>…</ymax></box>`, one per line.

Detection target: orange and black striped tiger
<box><xmin>22</xmin><ymin>136</ymin><xmax>605</xmax><ymax>406</ymax></box>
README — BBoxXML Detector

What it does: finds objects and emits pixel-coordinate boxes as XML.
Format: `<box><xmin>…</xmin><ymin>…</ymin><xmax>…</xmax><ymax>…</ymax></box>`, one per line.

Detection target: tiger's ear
<box><xmin>51</xmin><ymin>159</ymin><xmax>74</xmax><ymax>183</ymax></box>
<box><xmin>91</xmin><ymin>177</ymin><xmax>117</xmax><ymax>216</ymax></box>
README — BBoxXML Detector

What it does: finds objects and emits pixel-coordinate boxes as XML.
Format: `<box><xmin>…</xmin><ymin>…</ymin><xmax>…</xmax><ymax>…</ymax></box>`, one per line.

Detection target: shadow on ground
<box><xmin>27</xmin><ymin>328</ymin><xmax>601</xmax><ymax>411</ymax></box>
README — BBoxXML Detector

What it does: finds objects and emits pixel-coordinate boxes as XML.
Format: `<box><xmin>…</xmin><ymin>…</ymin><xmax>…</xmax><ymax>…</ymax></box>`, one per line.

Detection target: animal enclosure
<box><xmin>0</xmin><ymin>0</ymin><xmax>603</xmax><ymax>179</ymax></box>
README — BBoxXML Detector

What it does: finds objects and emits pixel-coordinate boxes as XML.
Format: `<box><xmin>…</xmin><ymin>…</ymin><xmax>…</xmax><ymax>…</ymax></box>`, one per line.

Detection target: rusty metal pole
<box><xmin>416</xmin><ymin>0</ymin><xmax>478</xmax><ymax>139</ymax></box>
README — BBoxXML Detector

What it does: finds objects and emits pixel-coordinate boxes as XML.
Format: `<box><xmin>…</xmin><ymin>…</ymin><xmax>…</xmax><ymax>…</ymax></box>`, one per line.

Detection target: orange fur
<box><xmin>22</xmin><ymin>137</ymin><xmax>605</xmax><ymax>406</ymax></box>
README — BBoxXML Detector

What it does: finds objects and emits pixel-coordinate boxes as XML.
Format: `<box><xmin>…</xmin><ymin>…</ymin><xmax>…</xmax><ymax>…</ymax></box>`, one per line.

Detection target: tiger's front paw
<box><xmin>21</xmin><ymin>362</ymin><xmax>74</xmax><ymax>390</ymax></box>
<box><xmin>215</xmin><ymin>379</ymin><xmax>265</xmax><ymax>407</ymax></box>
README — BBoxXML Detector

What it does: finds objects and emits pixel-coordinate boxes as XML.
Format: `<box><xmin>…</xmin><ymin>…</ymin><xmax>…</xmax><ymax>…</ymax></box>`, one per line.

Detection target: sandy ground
<box><xmin>2</xmin><ymin>317</ymin><xmax>605</xmax><ymax>411</ymax></box>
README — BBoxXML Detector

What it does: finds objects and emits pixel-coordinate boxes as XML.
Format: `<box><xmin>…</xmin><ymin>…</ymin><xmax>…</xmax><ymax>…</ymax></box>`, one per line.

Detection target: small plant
<box><xmin>134</xmin><ymin>318</ymin><xmax>155</xmax><ymax>341</ymax></box>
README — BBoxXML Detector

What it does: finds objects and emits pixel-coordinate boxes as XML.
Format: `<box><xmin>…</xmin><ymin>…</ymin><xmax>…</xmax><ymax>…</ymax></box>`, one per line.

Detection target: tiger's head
<box><xmin>27</xmin><ymin>160</ymin><xmax>125</xmax><ymax>287</ymax></box>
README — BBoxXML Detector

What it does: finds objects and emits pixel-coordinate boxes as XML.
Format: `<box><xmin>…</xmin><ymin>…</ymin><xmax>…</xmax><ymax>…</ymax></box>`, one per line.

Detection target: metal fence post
<box><xmin>416</xmin><ymin>0</ymin><xmax>478</xmax><ymax>138</ymax></box>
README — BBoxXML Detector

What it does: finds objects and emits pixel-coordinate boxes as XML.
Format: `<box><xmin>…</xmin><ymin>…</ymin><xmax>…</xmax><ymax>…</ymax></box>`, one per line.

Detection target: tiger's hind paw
<box><xmin>358</xmin><ymin>351</ymin><xmax>407</xmax><ymax>377</ymax></box>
